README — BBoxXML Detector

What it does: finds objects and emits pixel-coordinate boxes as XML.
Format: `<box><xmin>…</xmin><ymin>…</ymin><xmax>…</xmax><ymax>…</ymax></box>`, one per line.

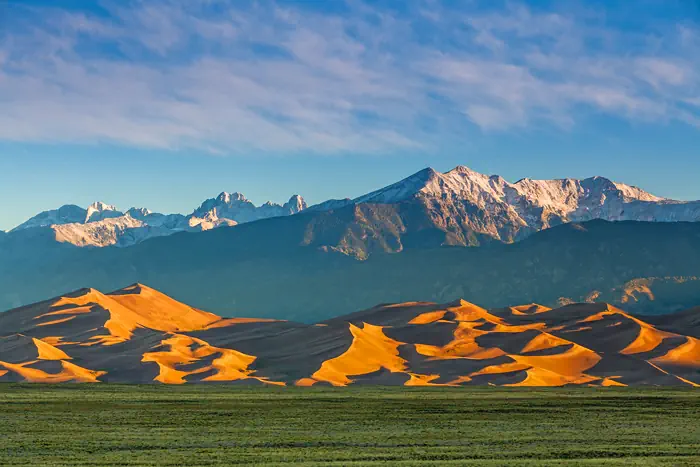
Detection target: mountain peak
<box><xmin>415</xmin><ymin>167</ymin><xmax>441</xmax><ymax>180</ymax></box>
<box><xmin>86</xmin><ymin>201</ymin><xmax>122</xmax><ymax>223</ymax></box>
<box><xmin>88</xmin><ymin>201</ymin><xmax>117</xmax><ymax>212</ymax></box>
<box><xmin>126</xmin><ymin>207</ymin><xmax>153</xmax><ymax>219</ymax></box>
<box><xmin>191</xmin><ymin>190</ymin><xmax>307</xmax><ymax>226</ymax></box>
<box><xmin>216</xmin><ymin>192</ymin><xmax>249</xmax><ymax>204</ymax></box>
<box><xmin>285</xmin><ymin>195</ymin><xmax>307</xmax><ymax>213</ymax></box>
<box><xmin>11</xmin><ymin>204</ymin><xmax>87</xmax><ymax>232</ymax></box>
<box><xmin>353</xmin><ymin>167</ymin><xmax>441</xmax><ymax>204</ymax></box>
<box><xmin>447</xmin><ymin>165</ymin><xmax>481</xmax><ymax>176</ymax></box>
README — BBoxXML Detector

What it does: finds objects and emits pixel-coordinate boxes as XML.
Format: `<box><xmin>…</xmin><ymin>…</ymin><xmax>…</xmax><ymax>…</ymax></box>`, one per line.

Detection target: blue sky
<box><xmin>0</xmin><ymin>0</ymin><xmax>699</xmax><ymax>230</ymax></box>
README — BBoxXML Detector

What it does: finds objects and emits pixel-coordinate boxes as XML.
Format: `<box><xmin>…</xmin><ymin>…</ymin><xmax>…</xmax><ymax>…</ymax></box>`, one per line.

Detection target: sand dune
<box><xmin>0</xmin><ymin>334</ymin><xmax>105</xmax><ymax>383</ymax></box>
<box><xmin>141</xmin><ymin>333</ymin><xmax>280</xmax><ymax>385</ymax></box>
<box><xmin>308</xmin><ymin>323</ymin><xmax>407</xmax><ymax>386</ymax></box>
<box><xmin>0</xmin><ymin>285</ymin><xmax>698</xmax><ymax>386</ymax></box>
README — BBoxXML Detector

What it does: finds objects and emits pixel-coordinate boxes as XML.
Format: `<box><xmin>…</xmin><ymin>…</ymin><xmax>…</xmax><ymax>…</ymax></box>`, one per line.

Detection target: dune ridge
<box><xmin>0</xmin><ymin>284</ymin><xmax>698</xmax><ymax>386</ymax></box>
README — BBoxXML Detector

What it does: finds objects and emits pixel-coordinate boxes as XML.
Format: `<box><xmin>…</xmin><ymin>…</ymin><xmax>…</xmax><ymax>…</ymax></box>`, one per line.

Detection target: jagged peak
<box><xmin>85</xmin><ymin>201</ymin><xmax>122</xmax><ymax>224</ymax></box>
<box><xmin>216</xmin><ymin>192</ymin><xmax>249</xmax><ymax>204</ymax></box>
<box><xmin>126</xmin><ymin>207</ymin><xmax>153</xmax><ymax>218</ymax></box>
<box><xmin>285</xmin><ymin>194</ymin><xmax>307</xmax><ymax>212</ymax></box>
<box><xmin>87</xmin><ymin>201</ymin><xmax>118</xmax><ymax>212</ymax></box>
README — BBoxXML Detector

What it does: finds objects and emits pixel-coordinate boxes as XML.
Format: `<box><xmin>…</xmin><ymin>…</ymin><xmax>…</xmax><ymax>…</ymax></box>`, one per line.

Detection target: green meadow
<box><xmin>0</xmin><ymin>385</ymin><xmax>698</xmax><ymax>466</ymax></box>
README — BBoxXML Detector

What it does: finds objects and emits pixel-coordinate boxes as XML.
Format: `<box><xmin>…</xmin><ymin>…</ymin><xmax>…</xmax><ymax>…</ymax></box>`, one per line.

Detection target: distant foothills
<box><xmin>2</xmin><ymin>166</ymin><xmax>700</xmax><ymax>320</ymax></box>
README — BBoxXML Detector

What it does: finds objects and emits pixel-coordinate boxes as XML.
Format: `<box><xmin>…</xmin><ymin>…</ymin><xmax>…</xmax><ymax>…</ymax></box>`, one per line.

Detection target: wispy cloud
<box><xmin>0</xmin><ymin>0</ymin><xmax>697</xmax><ymax>154</ymax></box>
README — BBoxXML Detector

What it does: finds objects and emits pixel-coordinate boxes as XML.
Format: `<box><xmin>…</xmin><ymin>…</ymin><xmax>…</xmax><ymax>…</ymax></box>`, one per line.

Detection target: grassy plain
<box><xmin>0</xmin><ymin>385</ymin><xmax>698</xmax><ymax>466</ymax></box>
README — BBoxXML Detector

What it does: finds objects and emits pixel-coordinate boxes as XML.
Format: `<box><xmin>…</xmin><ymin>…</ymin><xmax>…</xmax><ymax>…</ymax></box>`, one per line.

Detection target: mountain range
<box><xmin>4</xmin><ymin>166</ymin><xmax>700</xmax><ymax>250</ymax></box>
<box><xmin>3</xmin><ymin>165</ymin><xmax>700</xmax><ymax>321</ymax></box>
<box><xmin>313</xmin><ymin>165</ymin><xmax>700</xmax><ymax>247</ymax></box>
<box><xmin>1</xmin><ymin>284</ymin><xmax>698</xmax><ymax>386</ymax></box>
<box><xmin>8</xmin><ymin>193</ymin><xmax>306</xmax><ymax>247</ymax></box>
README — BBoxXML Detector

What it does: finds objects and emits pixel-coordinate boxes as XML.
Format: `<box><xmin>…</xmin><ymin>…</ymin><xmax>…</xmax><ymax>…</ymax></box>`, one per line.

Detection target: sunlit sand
<box><xmin>2</xmin><ymin>284</ymin><xmax>699</xmax><ymax>386</ymax></box>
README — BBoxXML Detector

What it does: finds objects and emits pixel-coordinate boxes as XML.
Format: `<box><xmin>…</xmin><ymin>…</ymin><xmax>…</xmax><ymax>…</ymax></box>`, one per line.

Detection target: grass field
<box><xmin>0</xmin><ymin>385</ymin><xmax>699</xmax><ymax>466</ymax></box>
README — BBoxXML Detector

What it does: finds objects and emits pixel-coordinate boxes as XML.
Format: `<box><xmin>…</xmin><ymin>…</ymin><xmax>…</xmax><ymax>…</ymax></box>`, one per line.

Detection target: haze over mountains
<box><xmin>3</xmin><ymin>166</ymin><xmax>700</xmax><ymax>320</ymax></box>
<box><xmin>1</xmin><ymin>284</ymin><xmax>698</xmax><ymax>386</ymax></box>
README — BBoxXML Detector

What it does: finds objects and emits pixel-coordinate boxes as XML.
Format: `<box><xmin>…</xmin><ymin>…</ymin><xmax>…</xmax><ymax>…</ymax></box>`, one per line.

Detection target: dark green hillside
<box><xmin>3</xmin><ymin>217</ymin><xmax>700</xmax><ymax>321</ymax></box>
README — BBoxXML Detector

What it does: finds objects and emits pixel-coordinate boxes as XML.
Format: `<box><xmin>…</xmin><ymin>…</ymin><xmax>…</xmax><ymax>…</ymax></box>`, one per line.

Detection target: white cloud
<box><xmin>0</xmin><ymin>0</ymin><xmax>697</xmax><ymax>154</ymax></box>
<box><xmin>635</xmin><ymin>58</ymin><xmax>690</xmax><ymax>87</ymax></box>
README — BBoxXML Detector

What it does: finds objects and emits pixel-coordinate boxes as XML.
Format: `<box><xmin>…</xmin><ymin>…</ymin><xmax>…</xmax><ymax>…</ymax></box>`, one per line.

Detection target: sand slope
<box><xmin>0</xmin><ymin>285</ymin><xmax>698</xmax><ymax>386</ymax></box>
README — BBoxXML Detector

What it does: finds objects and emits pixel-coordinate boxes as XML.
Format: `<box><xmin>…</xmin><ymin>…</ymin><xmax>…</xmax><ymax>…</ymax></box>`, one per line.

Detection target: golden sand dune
<box><xmin>1</xmin><ymin>285</ymin><xmax>699</xmax><ymax>386</ymax></box>
<box><xmin>142</xmin><ymin>333</ymin><xmax>282</xmax><ymax>385</ymax></box>
<box><xmin>0</xmin><ymin>360</ymin><xmax>105</xmax><ymax>383</ymax></box>
<box><xmin>513</xmin><ymin>304</ymin><xmax>552</xmax><ymax>314</ymax></box>
<box><xmin>307</xmin><ymin>323</ymin><xmax>407</xmax><ymax>386</ymax></box>
<box><xmin>46</xmin><ymin>284</ymin><xmax>220</xmax><ymax>344</ymax></box>
<box><xmin>0</xmin><ymin>334</ymin><xmax>105</xmax><ymax>383</ymax></box>
<box><xmin>205</xmin><ymin>317</ymin><xmax>282</xmax><ymax>329</ymax></box>
<box><xmin>651</xmin><ymin>337</ymin><xmax>700</xmax><ymax>369</ymax></box>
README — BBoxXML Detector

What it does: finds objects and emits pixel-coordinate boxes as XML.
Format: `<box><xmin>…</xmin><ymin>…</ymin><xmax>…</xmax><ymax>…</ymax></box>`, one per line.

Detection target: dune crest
<box><xmin>0</xmin><ymin>335</ymin><xmax>105</xmax><ymax>383</ymax></box>
<box><xmin>1</xmin><ymin>285</ymin><xmax>699</xmax><ymax>386</ymax></box>
<box><xmin>142</xmin><ymin>333</ymin><xmax>281</xmax><ymax>385</ymax></box>
<box><xmin>309</xmin><ymin>323</ymin><xmax>407</xmax><ymax>386</ymax></box>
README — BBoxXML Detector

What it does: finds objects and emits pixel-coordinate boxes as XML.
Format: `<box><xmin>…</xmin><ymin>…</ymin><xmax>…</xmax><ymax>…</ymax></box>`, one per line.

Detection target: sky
<box><xmin>0</xmin><ymin>0</ymin><xmax>699</xmax><ymax>230</ymax></box>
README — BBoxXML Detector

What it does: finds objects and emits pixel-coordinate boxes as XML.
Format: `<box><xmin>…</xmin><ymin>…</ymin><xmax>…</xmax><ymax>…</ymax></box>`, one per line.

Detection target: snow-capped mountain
<box><xmin>191</xmin><ymin>192</ymin><xmax>307</xmax><ymax>226</ymax></box>
<box><xmin>306</xmin><ymin>198</ymin><xmax>353</xmax><ymax>212</ymax></box>
<box><xmin>12</xmin><ymin>204</ymin><xmax>89</xmax><ymax>231</ymax></box>
<box><xmin>51</xmin><ymin>216</ymin><xmax>177</xmax><ymax>247</ymax></box>
<box><xmin>9</xmin><ymin>192</ymin><xmax>307</xmax><ymax>248</ymax></box>
<box><xmin>7</xmin><ymin>166</ymin><xmax>700</xmax><ymax>250</ymax></box>
<box><xmin>85</xmin><ymin>202</ymin><xmax>122</xmax><ymax>223</ymax></box>
<box><xmin>350</xmin><ymin>165</ymin><xmax>700</xmax><ymax>243</ymax></box>
<box><xmin>13</xmin><ymin>202</ymin><xmax>127</xmax><ymax>231</ymax></box>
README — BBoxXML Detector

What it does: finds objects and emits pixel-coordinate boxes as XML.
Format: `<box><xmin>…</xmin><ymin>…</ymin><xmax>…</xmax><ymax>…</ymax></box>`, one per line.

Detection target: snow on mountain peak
<box><xmin>285</xmin><ymin>195</ymin><xmax>307</xmax><ymax>213</ymax></box>
<box><xmin>353</xmin><ymin>167</ymin><xmax>440</xmax><ymax>204</ymax></box>
<box><xmin>85</xmin><ymin>201</ymin><xmax>122</xmax><ymax>223</ymax></box>
<box><xmin>412</xmin><ymin>166</ymin><xmax>667</xmax><ymax>207</ymax></box>
<box><xmin>340</xmin><ymin>165</ymin><xmax>695</xmax><ymax>243</ymax></box>
<box><xmin>10</xmin><ymin>187</ymin><xmax>309</xmax><ymax>248</ymax></box>
<box><xmin>216</xmin><ymin>192</ymin><xmax>248</xmax><ymax>204</ymax></box>
<box><xmin>611</xmin><ymin>182</ymin><xmax>666</xmax><ymax>202</ymax></box>
<box><xmin>6</xmin><ymin>166</ymin><xmax>689</xmax><ymax>250</ymax></box>
<box><xmin>88</xmin><ymin>201</ymin><xmax>117</xmax><ymax>212</ymax></box>
<box><xmin>191</xmin><ymin>190</ymin><xmax>308</xmax><ymax>227</ymax></box>
<box><xmin>10</xmin><ymin>204</ymin><xmax>87</xmax><ymax>232</ymax></box>
<box><xmin>126</xmin><ymin>207</ymin><xmax>153</xmax><ymax>219</ymax></box>
<box><xmin>447</xmin><ymin>165</ymin><xmax>480</xmax><ymax>175</ymax></box>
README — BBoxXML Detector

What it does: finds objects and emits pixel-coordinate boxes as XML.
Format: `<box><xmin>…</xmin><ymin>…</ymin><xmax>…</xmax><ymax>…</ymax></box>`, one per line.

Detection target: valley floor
<box><xmin>0</xmin><ymin>386</ymin><xmax>699</xmax><ymax>466</ymax></box>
